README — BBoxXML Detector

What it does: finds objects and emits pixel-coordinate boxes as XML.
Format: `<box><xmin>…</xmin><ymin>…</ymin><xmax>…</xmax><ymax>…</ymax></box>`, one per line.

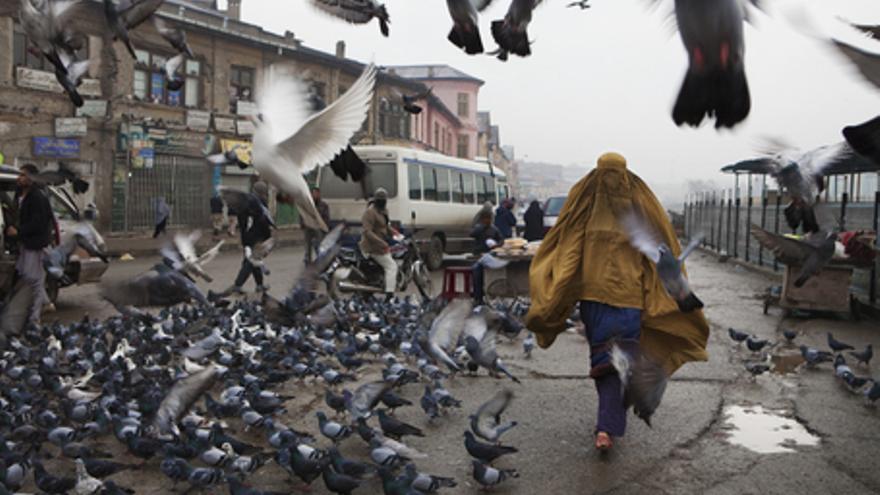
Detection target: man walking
<box><xmin>494</xmin><ymin>198</ymin><xmax>517</xmax><ymax>239</ymax></box>
<box><xmin>5</xmin><ymin>165</ymin><xmax>54</xmax><ymax>324</ymax></box>
<box><xmin>359</xmin><ymin>188</ymin><xmax>397</xmax><ymax>299</ymax></box>
<box><xmin>301</xmin><ymin>187</ymin><xmax>331</xmax><ymax>263</ymax></box>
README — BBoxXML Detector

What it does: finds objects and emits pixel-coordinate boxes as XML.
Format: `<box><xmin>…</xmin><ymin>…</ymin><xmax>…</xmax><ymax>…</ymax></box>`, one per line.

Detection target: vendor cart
<box><xmin>483</xmin><ymin>252</ymin><xmax>533</xmax><ymax>299</ymax></box>
<box><xmin>763</xmin><ymin>261</ymin><xmax>864</xmax><ymax>319</ymax></box>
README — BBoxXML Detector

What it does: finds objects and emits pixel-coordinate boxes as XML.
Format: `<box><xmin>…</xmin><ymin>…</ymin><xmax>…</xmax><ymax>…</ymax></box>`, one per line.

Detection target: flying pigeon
<box><xmin>104</xmin><ymin>0</ymin><xmax>166</xmax><ymax>58</ymax></box>
<box><xmin>750</xmin><ymin>225</ymin><xmax>837</xmax><ymax>287</ymax></box>
<box><xmin>309</xmin><ymin>0</ymin><xmax>390</xmax><ymax>37</ymax></box>
<box><xmin>253</xmin><ymin>63</ymin><xmax>376</xmax><ymax>232</ymax></box>
<box><xmin>491</xmin><ymin>0</ymin><xmax>541</xmax><ymax>60</ymax></box>
<box><xmin>621</xmin><ymin>211</ymin><xmax>704</xmax><ymax>312</ymax></box>
<box><xmin>446</xmin><ymin>0</ymin><xmax>494</xmax><ymax>55</ymax></box>
<box><xmin>470</xmin><ymin>389</ymin><xmax>517</xmax><ymax>442</ymax></box>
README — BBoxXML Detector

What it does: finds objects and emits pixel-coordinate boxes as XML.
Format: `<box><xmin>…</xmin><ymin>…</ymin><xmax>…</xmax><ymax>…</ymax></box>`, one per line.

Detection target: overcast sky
<box><xmin>237</xmin><ymin>0</ymin><xmax>880</xmax><ymax>202</ymax></box>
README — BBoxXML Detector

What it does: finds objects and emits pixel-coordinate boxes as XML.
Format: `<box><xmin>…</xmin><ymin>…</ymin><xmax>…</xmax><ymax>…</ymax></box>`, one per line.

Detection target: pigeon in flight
<box><xmin>393</xmin><ymin>87</ymin><xmax>433</xmax><ymax>115</ymax></box>
<box><xmin>830</xmin><ymin>39</ymin><xmax>880</xmax><ymax>91</ymax></box>
<box><xmin>446</xmin><ymin>0</ymin><xmax>494</xmax><ymax>55</ymax></box>
<box><xmin>163</xmin><ymin>52</ymin><xmax>185</xmax><ymax>91</ymax></box>
<box><xmin>611</xmin><ymin>342</ymin><xmax>669</xmax><ymax>426</ymax></box>
<box><xmin>750</xmin><ymin>225</ymin><xmax>836</xmax><ymax>287</ymax></box>
<box><xmin>843</xmin><ymin>115</ymin><xmax>880</xmax><ymax>167</ymax></box>
<box><xmin>621</xmin><ymin>211</ymin><xmax>704</xmax><ymax>312</ymax></box>
<box><xmin>153</xmin><ymin>16</ymin><xmax>193</xmax><ymax>57</ymax></box>
<box><xmin>309</xmin><ymin>0</ymin><xmax>390</xmax><ymax>37</ymax></box>
<box><xmin>29</xmin><ymin>162</ymin><xmax>90</xmax><ymax>194</ymax></box>
<box><xmin>207</xmin><ymin>145</ymin><xmax>251</xmax><ymax>170</ymax></box>
<box><xmin>470</xmin><ymin>389</ymin><xmax>517</xmax><ymax>442</ymax></box>
<box><xmin>104</xmin><ymin>0</ymin><xmax>166</xmax><ymax>58</ymax></box>
<box><xmin>567</xmin><ymin>0</ymin><xmax>590</xmax><ymax>8</ymax></box>
<box><xmin>491</xmin><ymin>0</ymin><xmax>542</xmax><ymax>60</ymax></box>
<box><xmin>18</xmin><ymin>0</ymin><xmax>85</xmax><ymax>75</ymax></box>
<box><xmin>669</xmin><ymin>0</ymin><xmax>759</xmax><ymax>128</ymax></box>
<box><xmin>54</xmin><ymin>51</ymin><xmax>91</xmax><ymax>107</ymax></box>
<box><xmin>253</xmin><ymin>64</ymin><xmax>376</xmax><ymax>232</ymax></box>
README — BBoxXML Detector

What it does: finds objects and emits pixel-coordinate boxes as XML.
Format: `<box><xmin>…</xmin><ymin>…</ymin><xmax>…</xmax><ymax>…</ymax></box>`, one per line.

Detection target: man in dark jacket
<box><xmin>5</xmin><ymin>165</ymin><xmax>54</xmax><ymax>324</ymax></box>
<box><xmin>223</xmin><ymin>182</ymin><xmax>273</xmax><ymax>295</ymax></box>
<box><xmin>494</xmin><ymin>199</ymin><xmax>517</xmax><ymax>239</ymax></box>
<box><xmin>523</xmin><ymin>199</ymin><xmax>545</xmax><ymax>242</ymax></box>
<box><xmin>471</xmin><ymin>208</ymin><xmax>503</xmax><ymax>305</ymax></box>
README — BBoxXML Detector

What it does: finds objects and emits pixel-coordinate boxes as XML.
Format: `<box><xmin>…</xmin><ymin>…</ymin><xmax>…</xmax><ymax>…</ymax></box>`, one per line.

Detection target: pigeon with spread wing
<box><xmin>104</xmin><ymin>0</ymin><xmax>165</xmax><ymax>58</ymax></box>
<box><xmin>446</xmin><ymin>0</ymin><xmax>495</xmax><ymax>55</ymax></box>
<box><xmin>309</xmin><ymin>0</ymin><xmax>390</xmax><ymax>37</ymax></box>
<box><xmin>750</xmin><ymin>225</ymin><xmax>837</xmax><ymax>287</ymax></box>
<box><xmin>253</xmin><ymin>64</ymin><xmax>376</xmax><ymax>232</ymax></box>
<box><xmin>621</xmin><ymin>211</ymin><xmax>704</xmax><ymax>312</ymax></box>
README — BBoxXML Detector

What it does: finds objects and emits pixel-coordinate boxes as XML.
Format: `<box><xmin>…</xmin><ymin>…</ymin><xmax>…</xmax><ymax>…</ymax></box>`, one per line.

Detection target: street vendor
<box><xmin>470</xmin><ymin>206</ymin><xmax>504</xmax><ymax>306</ymax></box>
<box><xmin>526</xmin><ymin>152</ymin><xmax>709</xmax><ymax>452</ymax></box>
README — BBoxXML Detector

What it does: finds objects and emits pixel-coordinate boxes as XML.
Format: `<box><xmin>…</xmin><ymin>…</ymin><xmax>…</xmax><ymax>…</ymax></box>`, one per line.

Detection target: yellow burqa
<box><xmin>525</xmin><ymin>153</ymin><xmax>709</xmax><ymax>374</ymax></box>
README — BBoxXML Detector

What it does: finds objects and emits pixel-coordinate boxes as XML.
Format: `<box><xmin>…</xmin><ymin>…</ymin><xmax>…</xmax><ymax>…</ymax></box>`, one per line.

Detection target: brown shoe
<box><xmin>595</xmin><ymin>431</ymin><xmax>613</xmax><ymax>452</ymax></box>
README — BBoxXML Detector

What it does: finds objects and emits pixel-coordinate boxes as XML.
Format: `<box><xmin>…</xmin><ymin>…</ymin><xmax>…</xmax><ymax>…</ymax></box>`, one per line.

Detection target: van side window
<box><xmin>423</xmin><ymin>165</ymin><xmax>437</xmax><ymax>201</ymax></box>
<box><xmin>452</xmin><ymin>171</ymin><xmax>464</xmax><ymax>203</ymax></box>
<box><xmin>408</xmin><ymin>162</ymin><xmax>421</xmax><ymax>200</ymax></box>
<box><xmin>476</xmin><ymin>175</ymin><xmax>489</xmax><ymax>204</ymax></box>
<box><xmin>463</xmin><ymin>173</ymin><xmax>475</xmax><ymax>204</ymax></box>
<box><xmin>436</xmin><ymin>168</ymin><xmax>450</xmax><ymax>202</ymax></box>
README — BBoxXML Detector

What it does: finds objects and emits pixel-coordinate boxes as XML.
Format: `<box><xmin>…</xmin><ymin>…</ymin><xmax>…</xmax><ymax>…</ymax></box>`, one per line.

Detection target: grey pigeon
<box><xmin>317</xmin><ymin>411</ymin><xmax>353</xmax><ymax>443</ymax></box>
<box><xmin>344</xmin><ymin>381</ymin><xmax>391</xmax><ymax>419</ymax></box>
<box><xmin>843</xmin><ymin>115</ymin><xmax>880</xmax><ymax>166</ymax></box>
<box><xmin>428</xmin><ymin>298</ymin><xmax>472</xmax><ymax>371</ymax></box>
<box><xmin>310</xmin><ymin>0</ymin><xmax>390</xmax><ymax>37</ymax></box>
<box><xmin>622</xmin><ymin>212</ymin><xmax>703</xmax><ymax>312</ymax></box>
<box><xmin>470</xmin><ymin>389</ymin><xmax>517</xmax><ymax>442</ymax></box>
<box><xmin>153</xmin><ymin>16</ymin><xmax>193</xmax><ymax>56</ymax></box>
<box><xmin>104</xmin><ymin>0</ymin><xmax>166</xmax><ymax>58</ymax></box>
<box><xmin>800</xmin><ymin>345</ymin><xmax>833</xmax><ymax>368</ymax></box>
<box><xmin>670</xmin><ymin>0</ymin><xmax>755</xmax><ymax>128</ymax></box>
<box><xmin>491</xmin><ymin>0</ymin><xmax>541</xmax><ymax>60</ymax></box>
<box><xmin>463</xmin><ymin>431</ymin><xmax>517</xmax><ymax>463</ymax></box>
<box><xmin>154</xmin><ymin>365</ymin><xmax>221</xmax><ymax>438</ymax></box>
<box><xmin>850</xmin><ymin>345</ymin><xmax>873</xmax><ymax>366</ymax></box>
<box><xmin>471</xmin><ymin>460</ymin><xmax>518</xmax><ymax>488</ymax></box>
<box><xmin>751</xmin><ymin>226</ymin><xmax>837</xmax><ymax>287</ymax></box>
<box><xmin>446</xmin><ymin>0</ymin><xmax>494</xmax><ymax>55</ymax></box>
<box><xmin>828</xmin><ymin>332</ymin><xmax>855</xmax><ymax>353</ymax></box>
<box><xmin>404</xmin><ymin>463</ymin><xmax>457</xmax><ymax>493</ymax></box>
<box><xmin>611</xmin><ymin>342</ymin><xmax>669</xmax><ymax>427</ymax></box>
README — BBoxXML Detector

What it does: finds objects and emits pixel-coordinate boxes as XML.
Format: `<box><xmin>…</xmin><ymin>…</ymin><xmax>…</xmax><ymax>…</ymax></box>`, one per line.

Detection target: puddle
<box><xmin>771</xmin><ymin>352</ymin><xmax>805</xmax><ymax>375</ymax></box>
<box><xmin>723</xmin><ymin>405</ymin><xmax>820</xmax><ymax>454</ymax></box>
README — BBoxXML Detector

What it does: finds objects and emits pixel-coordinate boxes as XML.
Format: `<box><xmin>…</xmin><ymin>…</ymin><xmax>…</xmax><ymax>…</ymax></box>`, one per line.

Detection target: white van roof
<box><xmin>352</xmin><ymin>145</ymin><xmax>507</xmax><ymax>179</ymax></box>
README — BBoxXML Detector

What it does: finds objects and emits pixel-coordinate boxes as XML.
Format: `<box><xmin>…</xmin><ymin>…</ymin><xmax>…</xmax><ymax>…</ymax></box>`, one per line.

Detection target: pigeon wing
<box><xmin>310</xmin><ymin>0</ymin><xmax>374</xmax><ymax>24</ymax></box>
<box><xmin>749</xmin><ymin>225</ymin><xmax>817</xmax><ymax>264</ymax></box>
<box><xmin>475</xmin><ymin>389</ymin><xmax>513</xmax><ymax>432</ymax></box>
<box><xmin>120</xmin><ymin>0</ymin><xmax>165</xmax><ymax>30</ymax></box>
<box><xmin>218</xmin><ymin>187</ymin><xmax>250</xmax><ymax>214</ymax></box>
<box><xmin>620</xmin><ymin>212</ymin><xmax>661</xmax><ymax>263</ymax></box>
<box><xmin>197</xmin><ymin>240</ymin><xmax>224</xmax><ymax>267</ymax></box>
<box><xmin>832</xmin><ymin>39</ymin><xmax>880</xmax><ymax>90</ymax></box>
<box><xmin>352</xmin><ymin>381</ymin><xmax>391</xmax><ymax>414</ymax></box>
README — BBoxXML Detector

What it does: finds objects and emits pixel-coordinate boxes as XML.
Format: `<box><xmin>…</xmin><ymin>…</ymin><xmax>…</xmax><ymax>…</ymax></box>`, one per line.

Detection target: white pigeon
<box><xmin>253</xmin><ymin>63</ymin><xmax>377</xmax><ymax>232</ymax></box>
<box><xmin>75</xmin><ymin>458</ymin><xmax>103</xmax><ymax>495</ymax></box>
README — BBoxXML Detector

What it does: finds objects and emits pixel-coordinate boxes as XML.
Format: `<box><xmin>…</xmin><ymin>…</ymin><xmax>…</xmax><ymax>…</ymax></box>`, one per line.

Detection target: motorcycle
<box><xmin>325</xmin><ymin>232</ymin><xmax>433</xmax><ymax>300</ymax></box>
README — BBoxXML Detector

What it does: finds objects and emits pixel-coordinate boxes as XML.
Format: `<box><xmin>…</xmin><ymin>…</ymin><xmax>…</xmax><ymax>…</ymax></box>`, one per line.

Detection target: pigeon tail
<box><xmin>490</xmin><ymin>20</ymin><xmax>531</xmax><ymax>57</ymax></box>
<box><xmin>377</xmin><ymin>5</ymin><xmax>390</xmax><ymax>37</ymax></box>
<box><xmin>672</xmin><ymin>66</ymin><xmax>750</xmax><ymax>129</ymax></box>
<box><xmin>448</xmin><ymin>26</ymin><xmax>484</xmax><ymax>55</ymax></box>
<box><xmin>676</xmin><ymin>292</ymin><xmax>704</xmax><ymax>312</ymax></box>
<box><xmin>843</xmin><ymin>115</ymin><xmax>880</xmax><ymax>166</ymax></box>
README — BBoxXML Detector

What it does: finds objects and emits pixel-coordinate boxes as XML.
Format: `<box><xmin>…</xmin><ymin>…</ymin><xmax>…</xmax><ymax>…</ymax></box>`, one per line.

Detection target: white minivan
<box><xmin>317</xmin><ymin>146</ymin><xmax>511</xmax><ymax>270</ymax></box>
<box><xmin>0</xmin><ymin>165</ymin><xmax>108</xmax><ymax>303</ymax></box>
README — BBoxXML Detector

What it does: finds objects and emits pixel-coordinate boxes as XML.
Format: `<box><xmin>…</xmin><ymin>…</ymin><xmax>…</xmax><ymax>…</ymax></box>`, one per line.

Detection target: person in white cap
<box><xmin>359</xmin><ymin>187</ymin><xmax>397</xmax><ymax>298</ymax></box>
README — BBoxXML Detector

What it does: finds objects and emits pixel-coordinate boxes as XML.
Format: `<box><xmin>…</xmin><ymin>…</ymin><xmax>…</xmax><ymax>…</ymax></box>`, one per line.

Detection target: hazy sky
<box><xmin>238</xmin><ymin>0</ymin><xmax>880</xmax><ymax>200</ymax></box>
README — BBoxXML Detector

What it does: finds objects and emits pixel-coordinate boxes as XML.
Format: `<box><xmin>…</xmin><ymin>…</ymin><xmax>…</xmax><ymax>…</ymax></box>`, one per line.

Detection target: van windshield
<box><xmin>320</xmin><ymin>161</ymin><xmax>397</xmax><ymax>199</ymax></box>
<box><xmin>545</xmin><ymin>196</ymin><xmax>566</xmax><ymax>216</ymax></box>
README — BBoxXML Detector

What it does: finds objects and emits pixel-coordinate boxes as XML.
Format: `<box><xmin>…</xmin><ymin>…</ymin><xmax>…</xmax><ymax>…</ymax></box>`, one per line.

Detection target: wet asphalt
<box><xmin>40</xmin><ymin>244</ymin><xmax>880</xmax><ymax>494</ymax></box>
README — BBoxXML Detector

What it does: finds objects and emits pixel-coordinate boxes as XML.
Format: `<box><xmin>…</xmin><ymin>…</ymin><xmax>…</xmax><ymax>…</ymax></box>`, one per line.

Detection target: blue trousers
<box><xmin>580</xmin><ymin>301</ymin><xmax>642</xmax><ymax>438</ymax></box>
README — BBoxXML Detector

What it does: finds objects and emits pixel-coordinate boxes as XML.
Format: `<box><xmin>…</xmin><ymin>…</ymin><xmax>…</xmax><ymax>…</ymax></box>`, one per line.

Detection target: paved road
<box><xmin>42</xmin><ymin>246</ymin><xmax>880</xmax><ymax>494</ymax></box>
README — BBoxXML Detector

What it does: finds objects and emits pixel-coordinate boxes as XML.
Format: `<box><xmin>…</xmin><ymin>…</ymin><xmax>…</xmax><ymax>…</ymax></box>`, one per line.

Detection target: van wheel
<box><xmin>426</xmin><ymin>236</ymin><xmax>444</xmax><ymax>271</ymax></box>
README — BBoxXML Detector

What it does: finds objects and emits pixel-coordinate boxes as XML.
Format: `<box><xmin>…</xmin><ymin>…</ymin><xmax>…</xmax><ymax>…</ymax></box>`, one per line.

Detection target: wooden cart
<box><xmin>763</xmin><ymin>261</ymin><xmax>862</xmax><ymax>319</ymax></box>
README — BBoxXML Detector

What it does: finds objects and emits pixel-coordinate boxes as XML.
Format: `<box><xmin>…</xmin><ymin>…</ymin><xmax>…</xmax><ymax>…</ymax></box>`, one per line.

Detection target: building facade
<box><xmin>0</xmin><ymin>0</ymin><xmax>470</xmax><ymax>234</ymax></box>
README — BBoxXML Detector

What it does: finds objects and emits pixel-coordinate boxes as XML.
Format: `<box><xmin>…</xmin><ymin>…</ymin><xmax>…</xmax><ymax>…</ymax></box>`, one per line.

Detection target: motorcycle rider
<box><xmin>359</xmin><ymin>187</ymin><xmax>397</xmax><ymax>299</ymax></box>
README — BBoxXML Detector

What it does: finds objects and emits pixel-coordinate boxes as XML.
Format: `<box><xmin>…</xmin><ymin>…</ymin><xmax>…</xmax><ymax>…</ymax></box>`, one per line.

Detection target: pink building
<box><xmin>387</xmin><ymin>65</ymin><xmax>484</xmax><ymax>160</ymax></box>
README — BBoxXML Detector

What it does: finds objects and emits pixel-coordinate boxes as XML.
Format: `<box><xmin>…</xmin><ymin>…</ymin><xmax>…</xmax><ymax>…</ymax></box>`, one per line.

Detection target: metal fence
<box><xmin>684</xmin><ymin>189</ymin><xmax>880</xmax><ymax>304</ymax></box>
<box><xmin>125</xmin><ymin>154</ymin><xmax>212</xmax><ymax>231</ymax></box>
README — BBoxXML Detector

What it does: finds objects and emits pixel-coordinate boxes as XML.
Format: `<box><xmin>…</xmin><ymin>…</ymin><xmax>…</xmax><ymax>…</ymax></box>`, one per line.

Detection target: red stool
<box><xmin>442</xmin><ymin>266</ymin><xmax>473</xmax><ymax>300</ymax></box>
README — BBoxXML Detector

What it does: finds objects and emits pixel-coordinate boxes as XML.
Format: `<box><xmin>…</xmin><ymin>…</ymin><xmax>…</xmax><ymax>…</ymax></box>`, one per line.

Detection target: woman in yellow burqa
<box><xmin>526</xmin><ymin>152</ymin><xmax>709</xmax><ymax>452</ymax></box>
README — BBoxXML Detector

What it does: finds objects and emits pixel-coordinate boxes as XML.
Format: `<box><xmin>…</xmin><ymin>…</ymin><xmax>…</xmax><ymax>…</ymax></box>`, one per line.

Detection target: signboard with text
<box><xmin>55</xmin><ymin>118</ymin><xmax>88</xmax><ymax>137</ymax></box>
<box><xmin>235</xmin><ymin>100</ymin><xmax>258</xmax><ymax>116</ymax></box>
<box><xmin>186</xmin><ymin>110</ymin><xmax>211</xmax><ymax>131</ymax></box>
<box><xmin>33</xmin><ymin>137</ymin><xmax>80</xmax><ymax>158</ymax></box>
<box><xmin>76</xmin><ymin>100</ymin><xmax>108</xmax><ymax>118</ymax></box>
<box><xmin>214</xmin><ymin>116</ymin><xmax>236</xmax><ymax>134</ymax></box>
<box><xmin>236</xmin><ymin>119</ymin><xmax>255</xmax><ymax>136</ymax></box>
<box><xmin>17</xmin><ymin>67</ymin><xmax>101</xmax><ymax>97</ymax></box>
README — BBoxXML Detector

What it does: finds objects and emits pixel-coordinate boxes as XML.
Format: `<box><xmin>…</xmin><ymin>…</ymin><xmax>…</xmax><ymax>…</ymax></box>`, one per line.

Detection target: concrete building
<box><xmin>0</xmin><ymin>0</ymin><xmax>469</xmax><ymax>234</ymax></box>
<box><xmin>388</xmin><ymin>65</ymin><xmax>484</xmax><ymax>160</ymax></box>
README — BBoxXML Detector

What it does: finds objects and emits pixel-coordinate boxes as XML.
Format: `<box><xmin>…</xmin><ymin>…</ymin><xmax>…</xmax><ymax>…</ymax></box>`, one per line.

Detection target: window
<box><xmin>230</xmin><ymin>65</ymin><xmax>255</xmax><ymax>112</ymax></box>
<box><xmin>436</xmin><ymin>168</ymin><xmax>450</xmax><ymax>202</ymax></box>
<box><xmin>133</xmin><ymin>49</ymin><xmax>201</xmax><ymax>107</ymax></box>
<box><xmin>478</xmin><ymin>175</ymin><xmax>496</xmax><ymax>204</ymax></box>
<box><xmin>452</xmin><ymin>172</ymin><xmax>464</xmax><ymax>203</ymax></box>
<box><xmin>457</xmin><ymin>93</ymin><xmax>469</xmax><ymax>117</ymax></box>
<box><xmin>422</xmin><ymin>166</ymin><xmax>437</xmax><ymax>201</ymax></box>
<box><xmin>434</xmin><ymin>123</ymin><xmax>440</xmax><ymax>149</ymax></box>
<box><xmin>379</xmin><ymin>99</ymin><xmax>411</xmax><ymax>139</ymax></box>
<box><xmin>457</xmin><ymin>134</ymin><xmax>469</xmax><ymax>159</ymax></box>
<box><xmin>463</xmin><ymin>173</ymin><xmax>475</xmax><ymax>204</ymax></box>
<box><xmin>408</xmin><ymin>163</ymin><xmax>421</xmax><ymax>200</ymax></box>
<box><xmin>14</xmin><ymin>24</ymin><xmax>88</xmax><ymax>72</ymax></box>
<box><xmin>320</xmin><ymin>161</ymin><xmax>397</xmax><ymax>199</ymax></box>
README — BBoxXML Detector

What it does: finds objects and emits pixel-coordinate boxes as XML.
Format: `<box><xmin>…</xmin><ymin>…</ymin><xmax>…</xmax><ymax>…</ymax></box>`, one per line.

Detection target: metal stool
<box><xmin>442</xmin><ymin>266</ymin><xmax>473</xmax><ymax>300</ymax></box>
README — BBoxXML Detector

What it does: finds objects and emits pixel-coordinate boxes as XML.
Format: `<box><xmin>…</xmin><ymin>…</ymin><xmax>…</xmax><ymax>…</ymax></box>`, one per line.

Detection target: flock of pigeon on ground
<box><xmin>0</xmin><ymin>230</ymin><xmax>543</xmax><ymax>495</ymax></box>
<box><xmin>729</xmin><ymin>326</ymin><xmax>879</xmax><ymax>404</ymax></box>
